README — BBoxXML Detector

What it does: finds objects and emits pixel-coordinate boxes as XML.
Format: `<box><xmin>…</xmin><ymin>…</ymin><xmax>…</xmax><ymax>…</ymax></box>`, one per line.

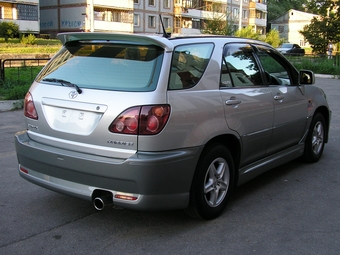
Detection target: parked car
<box><xmin>276</xmin><ymin>43</ymin><xmax>305</xmax><ymax>56</ymax></box>
<box><xmin>15</xmin><ymin>32</ymin><xmax>331</xmax><ymax>220</ymax></box>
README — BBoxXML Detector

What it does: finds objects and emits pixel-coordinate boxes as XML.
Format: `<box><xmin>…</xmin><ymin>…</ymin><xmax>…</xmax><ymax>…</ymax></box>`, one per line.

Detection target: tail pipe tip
<box><xmin>93</xmin><ymin>195</ymin><xmax>113</xmax><ymax>211</ymax></box>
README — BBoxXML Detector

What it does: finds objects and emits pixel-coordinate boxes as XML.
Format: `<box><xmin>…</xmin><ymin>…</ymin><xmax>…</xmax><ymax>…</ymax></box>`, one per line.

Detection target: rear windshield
<box><xmin>36</xmin><ymin>42</ymin><xmax>164</xmax><ymax>92</ymax></box>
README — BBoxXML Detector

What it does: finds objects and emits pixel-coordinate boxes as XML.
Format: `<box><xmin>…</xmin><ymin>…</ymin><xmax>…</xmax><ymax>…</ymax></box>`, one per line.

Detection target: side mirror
<box><xmin>299</xmin><ymin>70</ymin><xmax>315</xmax><ymax>85</ymax></box>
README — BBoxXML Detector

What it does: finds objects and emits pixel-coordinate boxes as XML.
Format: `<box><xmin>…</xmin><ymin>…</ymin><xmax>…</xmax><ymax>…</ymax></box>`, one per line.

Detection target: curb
<box><xmin>0</xmin><ymin>99</ymin><xmax>23</xmax><ymax>112</ymax></box>
<box><xmin>315</xmin><ymin>74</ymin><xmax>339</xmax><ymax>79</ymax></box>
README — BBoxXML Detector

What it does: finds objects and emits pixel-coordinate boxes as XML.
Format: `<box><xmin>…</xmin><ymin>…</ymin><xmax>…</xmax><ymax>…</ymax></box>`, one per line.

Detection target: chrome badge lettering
<box><xmin>28</xmin><ymin>124</ymin><xmax>39</xmax><ymax>130</ymax></box>
<box><xmin>107</xmin><ymin>140</ymin><xmax>134</xmax><ymax>146</ymax></box>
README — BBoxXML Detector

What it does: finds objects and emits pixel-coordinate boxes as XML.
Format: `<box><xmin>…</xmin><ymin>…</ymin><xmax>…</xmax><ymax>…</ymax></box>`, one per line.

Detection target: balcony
<box><xmin>2</xmin><ymin>19</ymin><xmax>39</xmax><ymax>33</ymax></box>
<box><xmin>94</xmin><ymin>20</ymin><xmax>133</xmax><ymax>32</ymax></box>
<box><xmin>93</xmin><ymin>0</ymin><xmax>133</xmax><ymax>10</ymax></box>
<box><xmin>249</xmin><ymin>1</ymin><xmax>267</xmax><ymax>12</ymax></box>
<box><xmin>248</xmin><ymin>17</ymin><xmax>266</xmax><ymax>27</ymax></box>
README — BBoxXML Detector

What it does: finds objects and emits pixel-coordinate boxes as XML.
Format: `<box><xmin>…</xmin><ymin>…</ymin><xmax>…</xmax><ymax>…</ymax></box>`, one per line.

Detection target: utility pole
<box><xmin>238</xmin><ymin>0</ymin><xmax>242</xmax><ymax>30</ymax></box>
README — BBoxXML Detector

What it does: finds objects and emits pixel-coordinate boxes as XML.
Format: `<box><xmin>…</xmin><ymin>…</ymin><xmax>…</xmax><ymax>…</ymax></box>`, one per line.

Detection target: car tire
<box><xmin>302</xmin><ymin>113</ymin><xmax>326</xmax><ymax>163</ymax></box>
<box><xmin>185</xmin><ymin>143</ymin><xmax>235</xmax><ymax>220</ymax></box>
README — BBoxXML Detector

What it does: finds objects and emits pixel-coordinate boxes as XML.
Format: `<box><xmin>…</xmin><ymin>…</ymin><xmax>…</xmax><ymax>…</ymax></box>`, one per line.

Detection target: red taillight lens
<box><xmin>140</xmin><ymin>105</ymin><xmax>170</xmax><ymax>135</ymax></box>
<box><xmin>109</xmin><ymin>105</ymin><xmax>170</xmax><ymax>135</ymax></box>
<box><xmin>109</xmin><ymin>107</ymin><xmax>140</xmax><ymax>135</ymax></box>
<box><xmin>24</xmin><ymin>92</ymin><xmax>38</xmax><ymax>120</ymax></box>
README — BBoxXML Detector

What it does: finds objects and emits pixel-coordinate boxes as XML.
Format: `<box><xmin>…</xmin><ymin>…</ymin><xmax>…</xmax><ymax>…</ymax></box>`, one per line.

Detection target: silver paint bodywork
<box><xmin>15</xmin><ymin>33</ymin><xmax>331</xmax><ymax>211</ymax></box>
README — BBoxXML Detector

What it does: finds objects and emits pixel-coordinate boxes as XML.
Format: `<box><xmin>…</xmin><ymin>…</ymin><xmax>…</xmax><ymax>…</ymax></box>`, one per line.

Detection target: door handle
<box><xmin>226</xmin><ymin>99</ymin><xmax>241</xmax><ymax>106</ymax></box>
<box><xmin>274</xmin><ymin>95</ymin><xmax>284</xmax><ymax>100</ymax></box>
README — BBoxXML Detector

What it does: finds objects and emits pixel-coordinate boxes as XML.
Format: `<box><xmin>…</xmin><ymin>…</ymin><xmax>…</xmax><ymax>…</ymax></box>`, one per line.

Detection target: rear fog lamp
<box><xmin>114</xmin><ymin>192</ymin><xmax>138</xmax><ymax>201</ymax></box>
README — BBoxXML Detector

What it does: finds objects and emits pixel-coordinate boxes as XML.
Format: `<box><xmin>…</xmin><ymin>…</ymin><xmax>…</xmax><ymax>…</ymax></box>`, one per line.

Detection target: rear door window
<box><xmin>36</xmin><ymin>42</ymin><xmax>164</xmax><ymax>92</ymax></box>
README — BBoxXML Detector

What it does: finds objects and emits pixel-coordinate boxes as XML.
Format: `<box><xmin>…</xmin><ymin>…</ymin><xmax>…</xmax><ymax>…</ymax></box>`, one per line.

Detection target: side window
<box><xmin>169</xmin><ymin>43</ymin><xmax>214</xmax><ymax>90</ymax></box>
<box><xmin>256</xmin><ymin>46</ymin><xmax>291</xmax><ymax>86</ymax></box>
<box><xmin>221</xmin><ymin>43</ymin><xmax>262</xmax><ymax>88</ymax></box>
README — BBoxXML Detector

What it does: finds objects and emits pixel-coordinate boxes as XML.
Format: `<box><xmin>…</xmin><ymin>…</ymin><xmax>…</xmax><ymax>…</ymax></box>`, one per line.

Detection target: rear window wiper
<box><xmin>42</xmin><ymin>78</ymin><xmax>82</xmax><ymax>94</ymax></box>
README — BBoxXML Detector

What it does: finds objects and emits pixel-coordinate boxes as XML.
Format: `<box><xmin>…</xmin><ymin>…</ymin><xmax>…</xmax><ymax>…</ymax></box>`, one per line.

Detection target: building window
<box><xmin>175</xmin><ymin>18</ymin><xmax>180</xmax><ymax>28</ymax></box>
<box><xmin>134</xmin><ymin>0</ymin><xmax>139</xmax><ymax>4</ymax></box>
<box><xmin>163</xmin><ymin>17</ymin><xmax>170</xmax><ymax>28</ymax></box>
<box><xmin>149</xmin><ymin>0</ymin><xmax>155</xmax><ymax>6</ymax></box>
<box><xmin>192</xmin><ymin>19</ymin><xmax>200</xmax><ymax>29</ymax></box>
<box><xmin>242</xmin><ymin>10</ymin><xmax>247</xmax><ymax>19</ymax></box>
<box><xmin>164</xmin><ymin>0</ymin><xmax>170</xmax><ymax>8</ymax></box>
<box><xmin>148</xmin><ymin>16</ymin><xmax>156</xmax><ymax>28</ymax></box>
<box><xmin>134</xmin><ymin>14</ymin><xmax>140</xmax><ymax>26</ymax></box>
<box><xmin>278</xmin><ymin>25</ymin><xmax>284</xmax><ymax>33</ymax></box>
<box><xmin>233</xmin><ymin>8</ymin><xmax>239</xmax><ymax>19</ymax></box>
<box><xmin>112</xmin><ymin>12</ymin><xmax>121</xmax><ymax>22</ymax></box>
<box><xmin>17</xmin><ymin>4</ymin><xmax>38</xmax><ymax>21</ymax></box>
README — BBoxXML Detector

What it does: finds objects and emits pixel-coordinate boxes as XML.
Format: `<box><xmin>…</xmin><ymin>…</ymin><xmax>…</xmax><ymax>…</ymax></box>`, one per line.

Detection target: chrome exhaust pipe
<box><xmin>92</xmin><ymin>192</ymin><xmax>113</xmax><ymax>211</ymax></box>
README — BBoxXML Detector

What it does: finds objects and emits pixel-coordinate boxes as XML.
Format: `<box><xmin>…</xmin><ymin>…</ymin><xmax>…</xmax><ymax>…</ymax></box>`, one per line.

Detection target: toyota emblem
<box><xmin>69</xmin><ymin>90</ymin><xmax>78</xmax><ymax>99</ymax></box>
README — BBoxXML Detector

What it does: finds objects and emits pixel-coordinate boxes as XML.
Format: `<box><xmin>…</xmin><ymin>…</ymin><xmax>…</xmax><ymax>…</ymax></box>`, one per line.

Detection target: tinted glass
<box><xmin>256</xmin><ymin>46</ymin><xmax>291</xmax><ymax>85</ymax></box>
<box><xmin>36</xmin><ymin>42</ymin><xmax>164</xmax><ymax>92</ymax></box>
<box><xmin>168</xmin><ymin>43</ymin><xmax>214</xmax><ymax>90</ymax></box>
<box><xmin>221</xmin><ymin>43</ymin><xmax>262</xmax><ymax>87</ymax></box>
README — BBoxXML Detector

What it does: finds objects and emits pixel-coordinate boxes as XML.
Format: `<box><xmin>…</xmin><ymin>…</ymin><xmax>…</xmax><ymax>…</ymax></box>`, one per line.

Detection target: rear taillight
<box><xmin>24</xmin><ymin>92</ymin><xmax>38</xmax><ymax>120</ymax></box>
<box><xmin>109</xmin><ymin>105</ymin><xmax>170</xmax><ymax>135</ymax></box>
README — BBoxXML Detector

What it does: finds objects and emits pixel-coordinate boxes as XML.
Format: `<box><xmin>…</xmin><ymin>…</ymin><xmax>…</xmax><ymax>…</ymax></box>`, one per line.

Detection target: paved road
<box><xmin>1</xmin><ymin>78</ymin><xmax>340</xmax><ymax>255</ymax></box>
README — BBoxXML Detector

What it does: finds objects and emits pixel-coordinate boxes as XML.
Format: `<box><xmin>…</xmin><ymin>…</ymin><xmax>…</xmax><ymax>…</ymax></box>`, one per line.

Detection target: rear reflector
<box><xmin>19</xmin><ymin>166</ymin><xmax>28</xmax><ymax>174</ymax></box>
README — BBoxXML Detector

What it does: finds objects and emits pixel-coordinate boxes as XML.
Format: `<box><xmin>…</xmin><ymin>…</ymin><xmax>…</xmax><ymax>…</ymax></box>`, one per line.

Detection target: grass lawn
<box><xmin>0</xmin><ymin>37</ymin><xmax>61</xmax><ymax>54</ymax></box>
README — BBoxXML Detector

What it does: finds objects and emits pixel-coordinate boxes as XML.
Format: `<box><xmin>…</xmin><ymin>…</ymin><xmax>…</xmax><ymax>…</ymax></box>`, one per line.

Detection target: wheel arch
<box><xmin>313</xmin><ymin>106</ymin><xmax>330</xmax><ymax>143</ymax></box>
<box><xmin>203</xmin><ymin>134</ymin><xmax>241</xmax><ymax>184</ymax></box>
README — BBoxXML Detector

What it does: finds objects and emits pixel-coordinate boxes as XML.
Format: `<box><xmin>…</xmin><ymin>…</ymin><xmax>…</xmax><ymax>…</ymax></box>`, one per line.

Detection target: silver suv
<box><xmin>15</xmin><ymin>32</ymin><xmax>331</xmax><ymax>220</ymax></box>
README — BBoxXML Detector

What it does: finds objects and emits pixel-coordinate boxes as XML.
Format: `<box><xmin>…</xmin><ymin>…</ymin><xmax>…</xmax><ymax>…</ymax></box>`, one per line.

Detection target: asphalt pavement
<box><xmin>0</xmin><ymin>77</ymin><xmax>340</xmax><ymax>255</ymax></box>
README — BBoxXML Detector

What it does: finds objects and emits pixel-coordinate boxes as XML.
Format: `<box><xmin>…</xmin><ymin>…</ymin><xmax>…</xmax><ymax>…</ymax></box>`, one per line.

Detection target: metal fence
<box><xmin>0</xmin><ymin>58</ymin><xmax>50</xmax><ymax>81</ymax></box>
<box><xmin>0</xmin><ymin>54</ymin><xmax>339</xmax><ymax>83</ymax></box>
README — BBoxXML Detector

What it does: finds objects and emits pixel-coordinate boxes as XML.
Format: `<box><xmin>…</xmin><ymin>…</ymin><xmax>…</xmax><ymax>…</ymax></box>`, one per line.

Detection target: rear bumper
<box><xmin>15</xmin><ymin>130</ymin><xmax>202</xmax><ymax>210</ymax></box>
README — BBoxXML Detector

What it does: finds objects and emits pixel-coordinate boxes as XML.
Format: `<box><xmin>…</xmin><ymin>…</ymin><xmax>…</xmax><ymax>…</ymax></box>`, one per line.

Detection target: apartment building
<box><xmin>37</xmin><ymin>0</ymin><xmax>266</xmax><ymax>37</ymax></box>
<box><xmin>40</xmin><ymin>0</ymin><xmax>134</xmax><ymax>37</ymax></box>
<box><xmin>173</xmin><ymin>0</ymin><xmax>267</xmax><ymax>35</ymax></box>
<box><xmin>133</xmin><ymin>0</ymin><xmax>174</xmax><ymax>34</ymax></box>
<box><xmin>0</xmin><ymin>0</ymin><xmax>39</xmax><ymax>33</ymax></box>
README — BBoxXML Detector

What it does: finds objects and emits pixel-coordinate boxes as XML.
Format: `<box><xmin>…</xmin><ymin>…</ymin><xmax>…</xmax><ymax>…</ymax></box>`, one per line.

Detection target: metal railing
<box><xmin>0</xmin><ymin>58</ymin><xmax>50</xmax><ymax>81</ymax></box>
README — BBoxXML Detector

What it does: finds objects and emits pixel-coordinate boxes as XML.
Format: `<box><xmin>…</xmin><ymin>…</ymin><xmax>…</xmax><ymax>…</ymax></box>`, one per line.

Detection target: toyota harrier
<box><xmin>15</xmin><ymin>32</ymin><xmax>331</xmax><ymax>220</ymax></box>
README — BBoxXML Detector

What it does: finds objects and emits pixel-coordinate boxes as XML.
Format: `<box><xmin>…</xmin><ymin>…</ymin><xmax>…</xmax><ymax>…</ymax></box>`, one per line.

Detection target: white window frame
<box><xmin>149</xmin><ymin>0</ymin><xmax>155</xmax><ymax>6</ymax></box>
<box><xmin>148</xmin><ymin>15</ymin><xmax>156</xmax><ymax>28</ymax></box>
<box><xmin>134</xmin><ymin>14</ymin><xmax>140</xmax><ymax>26</ymax></box>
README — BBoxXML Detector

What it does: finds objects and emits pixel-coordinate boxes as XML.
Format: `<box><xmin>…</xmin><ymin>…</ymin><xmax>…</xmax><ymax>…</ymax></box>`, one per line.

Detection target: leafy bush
<box><xmin>0</xmin><ymin>66</ymin><xmax>43</xmax><ymax>100</ymax></box>
<box><xmin>0</xmin><ymin>21</ymin><xmax>20</xmax><ymax>42</ymax></box>
<box><xmin>0</xmin><ymin>80</ymin><xmax>30</xmax><ymax>100</ymax></box>
<box><xmin>264</xmin><ymin>29</ymin><xmax>284</xmax><ymax>48</ymax></box>
<box><xmin>290</xmin><ymin>56</ymin><xmax>340</xmax><ymax>75</ymax></box>
<box><xmin>21</xmin><ymin>34</ymin><xmax>37</xmax><ymax>45</ymax></box>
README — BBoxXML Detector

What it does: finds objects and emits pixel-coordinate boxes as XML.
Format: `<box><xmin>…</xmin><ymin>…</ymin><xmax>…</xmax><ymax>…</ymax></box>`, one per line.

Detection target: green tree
<box><xmin>264</xmin><ymin>29</ymin><xmax>283</xmax><ymax>47</ymax></box>
<box><xmin>267</xmin><ymin>0</ymin><xmax>308</xmax><ymax>23</ymax></box>
<box><xmin>234</xmin><ymin>26</ymin><xmax>259</xmax><ymax>40</ymax></box>
<box><xmin>0</xmin><ymin>21</ymin><xmax>20</xmax><ymax>42</ymax></box>
<box><xmin>201</xmin><ymin>3</ymin><xmax>235</xmax><ymax>35</ymax></box>
<box><xmin>300</xmin><ymin>1</ymin><xmax>340</xmax><ymax>53</ymax></box>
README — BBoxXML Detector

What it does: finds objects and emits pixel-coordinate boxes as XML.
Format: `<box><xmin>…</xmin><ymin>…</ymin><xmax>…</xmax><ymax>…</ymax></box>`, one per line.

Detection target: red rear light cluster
<box><xmin>24</xmin><ymin>92</ymin><xmax>38</xmax><ymax>120</ymax></box>
<box><xmin>109</xmin><ymin>105</ymin><xmax>170</xmax><ymax>135</ymax></box>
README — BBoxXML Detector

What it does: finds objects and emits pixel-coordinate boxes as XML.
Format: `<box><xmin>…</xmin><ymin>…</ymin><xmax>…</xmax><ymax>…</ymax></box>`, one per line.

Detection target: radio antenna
<box><xmin>159</xmin><ymin>14</ymin><xmax>171</xmax><ymax>38</ymax></box>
